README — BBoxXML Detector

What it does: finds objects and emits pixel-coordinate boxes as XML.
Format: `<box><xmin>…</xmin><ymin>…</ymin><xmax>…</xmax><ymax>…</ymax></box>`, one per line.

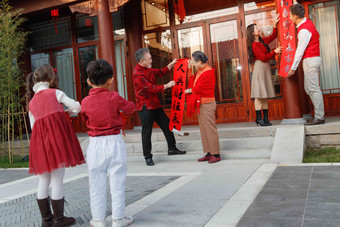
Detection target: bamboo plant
<box><xmin>0</xmin><ymin>0</ymin><xmax>28</xmax><ymax>165</ymax></box>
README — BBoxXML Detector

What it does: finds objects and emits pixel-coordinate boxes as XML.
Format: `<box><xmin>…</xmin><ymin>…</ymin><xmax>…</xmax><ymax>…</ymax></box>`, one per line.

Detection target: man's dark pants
<box><xmin>137</xmin><ymin>105</ymin><xmax>176</xmax><ymax>159</ymax></box>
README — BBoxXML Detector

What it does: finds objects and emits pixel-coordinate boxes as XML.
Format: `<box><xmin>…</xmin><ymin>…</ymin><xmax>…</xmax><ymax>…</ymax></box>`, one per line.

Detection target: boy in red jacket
<box><xmin>288</xmin><ymin>3</ymin><xmax>325</xmax><ymax>125</ymax></box>
<box><xmin>81</xmin><ymin>59</ymin><xmax>135</xmax><ymax>227</ymax></box>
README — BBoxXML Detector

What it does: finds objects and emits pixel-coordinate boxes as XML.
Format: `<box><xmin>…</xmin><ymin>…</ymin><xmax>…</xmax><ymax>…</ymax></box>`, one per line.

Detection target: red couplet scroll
<box><xmin>169</xmin><ymin>59</ymin><xmax>188</xmax><ymax>133</ymax></box>
<box><xmin>277</xmin><ymin>0</ymin><xmax>297</xmax><ymax>77</ymax></box>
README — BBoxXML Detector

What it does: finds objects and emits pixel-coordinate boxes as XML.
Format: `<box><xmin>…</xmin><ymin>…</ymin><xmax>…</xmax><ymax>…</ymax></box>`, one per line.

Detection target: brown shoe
<box><xmin>37</xmin><ymin>197</ymin><xmax>54</xmax><ymax>227</ymax></box>
<box><xmin>305</xmin><ymin>118</ymin><xmax>314</xmax><ymax>123</ymax></box>
<box><xmin>304</xmin><ymin>119</ymin><xmax>325</xmax><ymax>125</ymax></box>
<box><xmin>51</xmin><ymin>198</ymin><xmax>76</xmax><ymax>227</ymax></box>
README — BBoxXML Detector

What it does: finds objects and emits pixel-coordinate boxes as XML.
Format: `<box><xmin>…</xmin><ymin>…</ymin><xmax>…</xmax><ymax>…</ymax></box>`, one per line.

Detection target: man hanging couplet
<box><xmin>277</xmin><ymin>0</ymin><xmax>296</xmax><ymax>77</ymax></box>
<box><xmin>169</xmin><ymin>59</ymin><xmax>189</xmax><ymax>136</ymax></box>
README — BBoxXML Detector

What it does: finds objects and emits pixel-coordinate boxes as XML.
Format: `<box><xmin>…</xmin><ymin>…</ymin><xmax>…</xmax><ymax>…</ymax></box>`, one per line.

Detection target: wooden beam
<box><xmin>9</xmin><ymin>0</ymin><xmax>86</xmax><ymax>15</ymax></box>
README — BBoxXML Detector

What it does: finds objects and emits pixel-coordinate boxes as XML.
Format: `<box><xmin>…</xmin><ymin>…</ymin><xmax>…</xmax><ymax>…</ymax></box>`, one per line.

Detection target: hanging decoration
<box><xmin>174</xmin><ymin>0</ymin><xmax>186</xmax><ymax>23</ymax></box>
<box><xmin>169</xmin><ymin>59</ymin><xmax>189</xmax><ymax>136</ymax></box>
<box><xmin>51</xmin><ymin>9</ymin><xmax>59</xmax><ymax>34</ymax></box>
<box><xmin>276</xmin><ymin>0</ymin><xmax>297</xmax><ymax>77</ymax></box>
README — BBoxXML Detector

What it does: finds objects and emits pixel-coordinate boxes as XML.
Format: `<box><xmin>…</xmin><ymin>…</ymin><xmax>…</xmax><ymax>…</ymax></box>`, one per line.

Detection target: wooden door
<box><xmin>75</xmin><ymin>45</ymin><xmax>99</xmax><ymax>132</ymax></box>
<box><xmin>307</xmin><ymin>1</ymin><xmax>340</xmax><ymax>116</ymax></box>
<box><xmin>114</xmin><ymin>38</ymin><xmax>134</xmax><ymax>129</ymax></box>
<box><xmin>207</xmin><ymin>17</ymin><xmax>250</xmax><ymax>123</ymax></box>
<box><xmin>173</xmin><ymin>17</ymin><xmax>251</xmax><ymax>124</ymax></box>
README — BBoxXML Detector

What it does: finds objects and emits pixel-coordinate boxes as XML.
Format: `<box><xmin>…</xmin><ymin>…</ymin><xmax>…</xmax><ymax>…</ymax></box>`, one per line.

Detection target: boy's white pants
<box><xmin>86</xmin><ymin>134</ymin><xmax>127</xmax><ymax>221</ymax></box>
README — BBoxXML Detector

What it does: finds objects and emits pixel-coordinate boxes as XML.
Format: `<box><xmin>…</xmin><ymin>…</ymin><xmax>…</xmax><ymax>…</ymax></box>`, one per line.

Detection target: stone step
<box><xmin>126</xmin><ymin>149</ymin><xmax>271</xmax><ymax>162</ymax></box>
<box><xmin>123</xmin><ymin>126</ymin><xmax>277</xmax><ymax>143</ymax></box>
<box><xmin>124</xmin><ymin>136</ymin><xmax>274</xmax><ymax>154</ymax></box>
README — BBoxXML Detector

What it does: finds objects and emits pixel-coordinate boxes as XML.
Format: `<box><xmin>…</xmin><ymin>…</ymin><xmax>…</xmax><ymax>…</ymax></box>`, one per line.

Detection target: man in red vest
<box><xmin>287</xmin><ymin>3</ymin><xmax>325</xmax><ymax>125</ymax></box>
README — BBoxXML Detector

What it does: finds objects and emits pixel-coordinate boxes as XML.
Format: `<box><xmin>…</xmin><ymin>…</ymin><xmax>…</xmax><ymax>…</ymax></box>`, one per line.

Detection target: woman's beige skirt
<box><xmin>251</xmin><ymin>60</ymin><xmax>276</xmax><ymax>98</ymax></box>
<box><xmin>197</xmin><ymin>101</ymin><xmax>220</xmax><ymax>155</ymax></box>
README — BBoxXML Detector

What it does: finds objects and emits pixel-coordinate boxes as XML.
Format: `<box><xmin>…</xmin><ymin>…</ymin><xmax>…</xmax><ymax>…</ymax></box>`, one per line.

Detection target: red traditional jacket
<box><xmin>186</xmin><ymin>68</ymin><xmax>216</xmax><ymax>117</ymax></box>
<box><xmin>81</xmin><ymin>88</ymin><xmax>135</xmax><ymax>137</ymax></box>
<box><xmin>132</xmin><ymin>64</ymin><xmax>169</xmax><ymax>111</ymax></box>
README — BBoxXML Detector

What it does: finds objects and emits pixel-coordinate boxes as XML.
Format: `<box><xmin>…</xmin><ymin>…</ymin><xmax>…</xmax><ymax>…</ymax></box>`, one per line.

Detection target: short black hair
<box><xmin>192</xmin><ymin>51</ymin><xmax>208</xmax><ymax>63</ymax></box>
<box><xmin>135</xmin><ymin>48</ymin><xmax>150</xmax><ymax>63</ymax></box>
<box><xmin>289</xmin><ymin>3</ymin><xmax>305</xmax><ymax>18</ymax></box>
<box><xmin>86</xmin><ymin>59</ymin><xmax>113</xmax><ymax>86</ymax></box>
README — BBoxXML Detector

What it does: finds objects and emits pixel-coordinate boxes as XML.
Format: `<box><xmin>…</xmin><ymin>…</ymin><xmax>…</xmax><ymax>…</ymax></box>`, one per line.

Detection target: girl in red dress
<box><xmin>246</xmin><ymin>14</ymin><xmax>282</xmax><ymax>126</ymax></box>
<box><xmin>26</xmin><ymin>64</ymin><xmax>85</xmax><ymax>227</ymax></box>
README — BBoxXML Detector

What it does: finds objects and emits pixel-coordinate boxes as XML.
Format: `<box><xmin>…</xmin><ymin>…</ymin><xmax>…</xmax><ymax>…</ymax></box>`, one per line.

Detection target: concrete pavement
<box><xmin>0</xmin><ymin>159</ymin><xmax>270</xmax><ymax>226</ymax></box>
<box><xmin>2</xmin><ymin>159</ymin><xmax>340</xmax><ymax>226</ymax></box>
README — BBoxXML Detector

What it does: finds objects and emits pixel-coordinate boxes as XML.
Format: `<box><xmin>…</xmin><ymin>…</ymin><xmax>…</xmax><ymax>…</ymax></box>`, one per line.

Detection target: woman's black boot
<box><xmin>255</xmin><ymin>110</ymin><xmax>269</xmax><ymax>126</ymax></box>
<box><xmin>262</xmin><ymin>109</ymin><xmax>272</xmax><ymax>126</ymax></box>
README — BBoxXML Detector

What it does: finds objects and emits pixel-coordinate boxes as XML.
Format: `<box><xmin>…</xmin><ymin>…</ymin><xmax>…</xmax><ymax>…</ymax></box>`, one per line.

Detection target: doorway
<box><xmin>174</xmin><ymin>16</ymin><xmax>251</xmax><ymax>124</ymax></box>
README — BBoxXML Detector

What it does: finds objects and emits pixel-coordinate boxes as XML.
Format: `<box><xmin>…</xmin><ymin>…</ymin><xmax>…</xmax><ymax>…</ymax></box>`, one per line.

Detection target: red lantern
<box><xmin>51</xmin><ymin>9</ymin><xmax>59</xmax><ymax>17</ymax></box>
<box><xmin>85</xmin><ymin>18</ymin><xmax>92</xmax><ymax>27</ymax></box>
<box><xmin>51</xmin><ymin>9</ymin><xmax>59</xmax><ymax>34</ymax></box>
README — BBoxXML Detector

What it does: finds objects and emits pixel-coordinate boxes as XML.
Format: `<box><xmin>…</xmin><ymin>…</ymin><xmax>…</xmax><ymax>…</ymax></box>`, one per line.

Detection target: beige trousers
<box><xmin>197</xmin><ymin>101</ymin><xmax>220</xmax><ymax>155</ymax></box>
<box><xmin>303</xmin><ymin>57</ymin><xmax>325</xmax><ymax>120</ymax></box>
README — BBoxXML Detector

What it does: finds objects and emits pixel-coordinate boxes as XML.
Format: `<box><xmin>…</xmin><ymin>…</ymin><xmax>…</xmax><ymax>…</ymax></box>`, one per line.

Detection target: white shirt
<box><xmin>28</xmin><ymin>82</ymin><xmax>81</xmax><ymax>129</ymax></box>
<box><xmin>291</xmin><ymin>18</ymin><xmax>312</xmax><ymax>70</ymax></box>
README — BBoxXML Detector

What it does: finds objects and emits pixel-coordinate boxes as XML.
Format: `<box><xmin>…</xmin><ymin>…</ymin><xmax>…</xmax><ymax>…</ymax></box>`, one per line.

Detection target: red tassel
<box><xmin>120</xmin><ymin>112</ymin><xmax>128</xmax><ymax>137</ymax></box>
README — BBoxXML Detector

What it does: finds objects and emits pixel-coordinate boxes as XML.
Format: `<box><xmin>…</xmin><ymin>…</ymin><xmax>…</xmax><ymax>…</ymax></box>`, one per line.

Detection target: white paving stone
<box><xmin>270</xmin><ymin>126</ymin><xmax>305</xmax><ymax>164</ymax></box>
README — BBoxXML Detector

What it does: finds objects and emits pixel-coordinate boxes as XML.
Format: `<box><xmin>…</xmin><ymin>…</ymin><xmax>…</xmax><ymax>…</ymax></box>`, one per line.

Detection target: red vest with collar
<box><xmin>297</xmin><ymin>19</ymin><xmax>320</xmax><ymax>59</ymax></box>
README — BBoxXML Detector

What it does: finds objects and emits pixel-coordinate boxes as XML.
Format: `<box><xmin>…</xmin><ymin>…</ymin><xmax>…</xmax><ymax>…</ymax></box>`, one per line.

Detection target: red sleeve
<box><xmin>151</xmin><ymin>66</ymin><xmax>170</xmax><ymax>78</ymax></box>
<box><xmin>133</xmin><ymin>73</ymin><xmax>165</xmax><ymax>94</ymax></box>
<box><xmin>80</xmin><ymin>101</ymin><xmax>88</xmax><ymax>122</ymax></box>
<box><xmin>118</xmin><ymin>95</ymin><xmax>136</xmax><ymax>114</ymax></box>
<box><xmin>262</xmin><ymin>28</ymin><xmax>277</xmax><ymax>45</ymax></box>
<box><xmin>252</xmin><ymin>43</ymin><xmax>276</xmax><ymax>62</ymax></box>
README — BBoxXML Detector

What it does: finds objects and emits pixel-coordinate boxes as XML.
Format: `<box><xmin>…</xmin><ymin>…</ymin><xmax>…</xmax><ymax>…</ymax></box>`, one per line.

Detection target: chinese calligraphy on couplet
<box><xmin>277</xmin><ymin>0</ymin><xmax>296</xmax><ymax>77</ymax></box>
<box><xmin>169</xmin><ymin>59</ymin><xmax>188</xmax><ymax>132</ymax></box>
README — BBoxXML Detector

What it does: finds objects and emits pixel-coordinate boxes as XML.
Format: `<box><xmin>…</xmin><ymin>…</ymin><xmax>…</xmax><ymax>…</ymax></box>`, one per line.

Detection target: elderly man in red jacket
<box><xmin>132</xmin><ymin>48</ymin><xmax>186</xmax><ymax>166</ymax></box>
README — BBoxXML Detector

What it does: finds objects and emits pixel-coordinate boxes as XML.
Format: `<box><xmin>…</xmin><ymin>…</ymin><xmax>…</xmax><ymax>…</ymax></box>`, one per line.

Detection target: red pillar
<box><xmin>297</xmin><ymin>66</ymin><xmax>311</xmax><ymax>116</ymax></box>
<box><xmin>282</xmin><ymin>72</ymin><xmax>303</xmax><ymax>119</ymax></box>
<box><xmin>123</xmin><ymin>0</ymin><xmax>143</xmax><ymax>126</ymax></box>
<box><xmin>123</xmin><ymin>0</ymin><xmax>143</xmax><ymax>71</ymax></box>
<box><xmin>97</xmin><ymin>0</ymin><xmax>117</xmax><ymax>91</ymax></box>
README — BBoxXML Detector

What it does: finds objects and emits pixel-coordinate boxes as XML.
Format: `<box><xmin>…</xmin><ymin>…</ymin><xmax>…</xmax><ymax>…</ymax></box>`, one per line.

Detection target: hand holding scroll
<box><xmin>287</xmin><ymin>69</ymin><xmax>296</xmax><ymax>77</ymax></box>
<box><xmin>274</xmin><ymin>13</ymin><xmax>280</xmax><ymax>28</ymax></box>
<box><xmin>164</xmin><ymin>80</ymin><xmax>176</xmax><ymax>89</ymax></box>
<box><xmin>167</xmin><ymin>59</ymin><xmax>178</xmax><ymax>70</ymax></box>
<box><xmin>274</xmin><ymin>46</ymin><xmax>282</xmax><ymax>54</ymax></box>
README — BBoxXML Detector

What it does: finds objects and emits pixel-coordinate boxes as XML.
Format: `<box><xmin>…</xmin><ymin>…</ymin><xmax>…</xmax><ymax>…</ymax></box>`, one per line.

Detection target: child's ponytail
<box><xmin>26</xmin><ymin>72</ymin><xmax>35</xmax><ymax>103</ymax></box>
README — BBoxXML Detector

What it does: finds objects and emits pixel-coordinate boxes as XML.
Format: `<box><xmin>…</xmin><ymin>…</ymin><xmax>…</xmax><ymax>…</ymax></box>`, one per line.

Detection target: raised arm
<box><xmin>151</xmin><ymin>66</ymin><xmax>170</xmax><ymax>78</ymax></box>
<box><xmin>252</xmin><ymin>43</ymin><xmax>276</xmax><ymax>62</ymax></box>
<box><xmin>134</xmin><ymin>75</ymin><xmax>165</xmax><ymax>93</ymax></box>
<box><xmin>262</xmin><ymin>27</ymin><xmax>277</xmax><ymax>45</ymax></box>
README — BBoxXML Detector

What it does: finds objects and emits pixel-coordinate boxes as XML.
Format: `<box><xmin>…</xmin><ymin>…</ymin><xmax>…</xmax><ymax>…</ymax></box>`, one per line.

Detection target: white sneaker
<box><xmin>90</xmin><ymin>219</ymin><xmax>106</xmax><ymax>227</ymax></box>
<box><xmin>112</xmin><ymin>216</ymin><xmax>134</xmax><ymax>227</ymax></box>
